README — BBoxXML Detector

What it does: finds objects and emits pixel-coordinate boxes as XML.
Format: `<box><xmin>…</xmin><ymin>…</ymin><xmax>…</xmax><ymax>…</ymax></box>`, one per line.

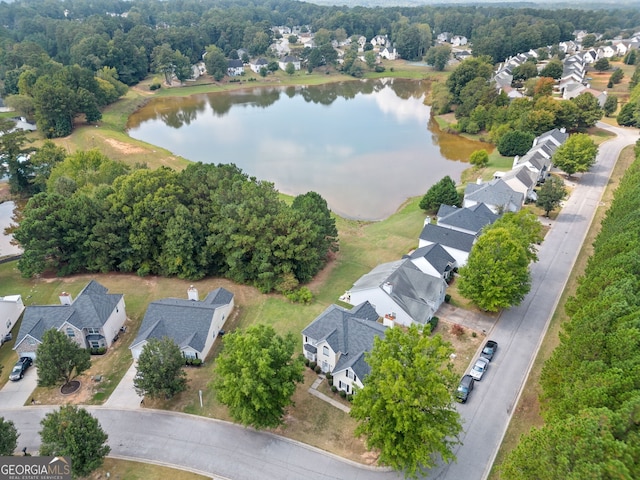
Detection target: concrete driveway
<box><xmin>103</xmin><ymin>361</ymin><xmax>143</xmax><ymax>409</ymax></box>
<box><xmin>0</xmin><ymin>364</ymin><xmax>37</xmax><ymax>407</ymax></box>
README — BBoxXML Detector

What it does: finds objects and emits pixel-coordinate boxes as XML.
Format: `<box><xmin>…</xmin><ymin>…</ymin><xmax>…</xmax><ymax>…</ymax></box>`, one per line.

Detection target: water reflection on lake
<box><xmin>127</xmin><ymin>78</ymin><xmax>490</xmax><ymax>220</ymax></box>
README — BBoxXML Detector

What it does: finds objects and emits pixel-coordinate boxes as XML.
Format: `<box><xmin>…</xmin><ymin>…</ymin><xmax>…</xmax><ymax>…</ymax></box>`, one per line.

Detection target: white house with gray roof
<box><xmin>14</xmin><ymin>280</ymin><xmax>126</xmax><ymax>359</ymax></box>
<box><xmin>436</xmin><ymin>203</ymin><xmax>498</xmax><ymax>236</ymax></box>
<box><xmin>463</xmin><ymin>178</ymin><xmax>524</xmax><ymax>214</ymax></box>
<box><xmin>279</xmin><ymin>55</ymin><xmax>300</xmax><ymax>71</ymax></box>
<box><xmin>302</xmin><ymin>301</ymin><xmax>385</xmax><ymax>394</ymax></box>
<box><xmin>346</xmin><ymin>259</ymin><xmax>447</xmax><ymax>328</ymax></box>
<box><xmin>495</xmin><ymin>165</ymin><xmax>539</xmax><ymax>203</ymax></box>
<box><xmin>130</xmin><ymin>286</ymin><xmax>233</xmax><ymax>361</ymax></box>
<box><xmin>404</xmin><ymin>243</ymin><xmax>456</xmax><ymax>281</ymax></box>
<box><xmin>418</xmin><ymin>223</ymin><xmax>476</xmax><ymax>267</ymax></box>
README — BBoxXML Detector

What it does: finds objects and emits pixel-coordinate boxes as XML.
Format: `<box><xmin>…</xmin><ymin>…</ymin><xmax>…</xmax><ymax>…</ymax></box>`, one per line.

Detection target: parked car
<box><xmin>481</xmin><ymin>340</ymin><xmax>498</xmax><ymax>361</ymax></box>
<box><xmin>9</xmin><ymin>357</ymin><xmax>32</xmax><ymax>381</ymax></box>
<box><xmin>470</xmin><ymin>357</ymin><xmax>489</xmax><ymax>381</ymax></box>
<box><xmin>456</xmin><ymin>374</ymin><xmax>475</xmax><ymax>403</ymax></box>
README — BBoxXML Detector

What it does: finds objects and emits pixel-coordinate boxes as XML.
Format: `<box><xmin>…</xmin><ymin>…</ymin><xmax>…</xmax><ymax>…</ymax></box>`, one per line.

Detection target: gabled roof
<box><xmin>15</xmin><ymin>280</ymin><xmax>123</xmax><ymax>346</ymax></box>
<box><xmin>405</xmin><ymin>243</ymin><xmax>456</xmax><ymax>276</ymax></box>
<box><xmin>281</xmin><ymin>55</ymin><xmax>299</xmax><ymax>62</ymax></box>
<box><xmin>302</xmin><ymin>302</ymin><xmax>384</xmax><ymax>380</ymax></box>
<box><xmin>464</xmin><ymin>178</ymin><xmax>524</xmax><ymax>211</ymax></box>
<box><xmin>252</xmin><ymin>57</ymin><xmax>268</xmax><ymax>66</ymax></box>
<box><xmin>535</xmin><ymin>128</ymin><xmax>569</xmax><ymax>148</ymax></box>
<box><xmin>501</xmin><ymin>165</ymin><xmax>537</xmax><ymax>189</ymax></box>
<box><xmin>130</xmin><ymin>288</ymin><xmax>233</xmax><ymax>354</ymax></box>
<box><xmin>419</xmin><ymin>223</ymin><xmax>476</xmax><ymax>252</ymax></box>
<box><xmin>436</xmin><ymin>203</ymin><xmax>498</xmax><ymax>235</ymax></box>
<box><xmin>227</xmin><ymin>59</ymin><xmax>243</xmax><ymax>68</ymax></box>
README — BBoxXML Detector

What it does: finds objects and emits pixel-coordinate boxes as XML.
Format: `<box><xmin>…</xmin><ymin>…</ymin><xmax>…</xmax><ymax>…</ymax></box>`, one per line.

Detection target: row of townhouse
<box><xmin>301</xmin><ymin>127</ymin><xmax>568</xmax><ymax>395</ymax></box>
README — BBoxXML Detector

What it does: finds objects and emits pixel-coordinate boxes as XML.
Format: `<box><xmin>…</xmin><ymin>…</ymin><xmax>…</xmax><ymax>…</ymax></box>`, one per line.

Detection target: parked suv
<box><xmin>456</xmin><ymin>374</ymin><xmax>475</xmax><ymax>403</ymax></box>
<box><xmin>9</xmin><ymin>357</ymin><xmax>32</xmax><ymax>381</ymax></box>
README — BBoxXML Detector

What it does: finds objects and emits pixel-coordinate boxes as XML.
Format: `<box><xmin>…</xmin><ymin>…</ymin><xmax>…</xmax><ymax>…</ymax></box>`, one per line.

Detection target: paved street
<box><xmin>0</xmin><ymin>123</ymin><xmax>635</xmax><ymax>480</ymax></box>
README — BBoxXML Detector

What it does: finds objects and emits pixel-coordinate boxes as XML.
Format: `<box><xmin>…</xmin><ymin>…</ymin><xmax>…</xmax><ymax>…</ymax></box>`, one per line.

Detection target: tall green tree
<box><xmin>28</xmin><ymin>140</ymin><xmax>66</xmax><ymax>194</ymax></box>
<box><xmin>497</xmin><ymin>130</ymin><xmax>535</xmax><ymax>157</ymax></box>
<box><xmin>536</xmin><ymin>175</ymin><xmax>567</xmax><ymax>217</ymax></box>
<box><xmin>458</xmin><ymin>227</ymin><xmax>532</xmax><ymax>312</ymax></box>
<box><xmin>204</xmin><ymin>45</ymin><xmax>228</xmax><ymax>81</ymax></box>
<box><xmin>213</xmin><ymin>324</ymin><xmax>304</xmax><ymax>429</ymax></box>
<box><xmin>350</xmin><ymin>325</ymin><xmax>461</xmax><ymax>478</ymax></box>
<box><xmin>0</xmin><ymin>417</ymin><xmax>18</xmax><ymax>456</ymax></box>
<box><xmin>552</xmin><ymin>133</ymin><xmax>598</xmax><ymax>177</ymax></box>
<box><xmin>40</xmin><ymin>405</ymin><xmax>110</xmax><ymax>478</ymax></box>
<box><xmin>446</xmin><ymin>56</ymin><xmax>493</xmax><ymax>104</ymax></box>
<box><xmin>419</xmin><ymin>175</ymin><xmax>460</xmax><ymax>212</ymax></box>
<box><xmin>425</xmin><ymin>44</ymin><xmax>451</xmax><ymax>71</ymax></box>
<box><xmin>594</xmin><ymin>57</ymin><xmax>611</xmax><ymax>72</ymax></box>
<box><xmin>36</xmin><ymin>329</ymin><xmax>91</xmax><ymax>387</ymax></box>
<box><xmin>539</xmin><ymin>59</ymin><xmax>563</xmax><ymax>80</ymax></box>
<box><xmin>491</xmin><ymin>210</ymin><xmax>544</xmax><ymax>262</ymax></box>
<box><xmin>0</xmin><ymin>118</ymin><xmax>37</xmax><ymax>195</ymax></box>
<box><xmin>134</xmin><ymin>337</ymin><xmax>188</xmax><ymax>399</ymax></box>
<box><xmin>570</xmin><ymin>93</ymin><xmax>603</xmax><ymax>130</ymax></box>
<box><xmin>470</xmin><ymin>149</ymin><xmax>489</xmax><ymax>167</ymax></box>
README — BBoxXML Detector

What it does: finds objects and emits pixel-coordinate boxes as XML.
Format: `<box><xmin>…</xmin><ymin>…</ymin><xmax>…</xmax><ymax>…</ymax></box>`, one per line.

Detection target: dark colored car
<box><xmin>456</xmin><ymin>374</ymin><xmax>475</xmax><ymax>403</ymax></box>
<box><xmin>9</xmin><ymin>357</ymin><xmax>32</xmax><ymax>381</ymax></box>
<box><xmin>481</xmin><ymin>340</ymin><xmax>498</xmax><ymax>361</ymax></box>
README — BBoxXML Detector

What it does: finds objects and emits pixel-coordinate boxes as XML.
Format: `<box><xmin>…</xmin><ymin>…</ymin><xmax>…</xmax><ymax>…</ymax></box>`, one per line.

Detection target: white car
<box><xmin>469</xmin><ymin>357</ymin><xmax>489</xmax><ymax>381</ymax></box>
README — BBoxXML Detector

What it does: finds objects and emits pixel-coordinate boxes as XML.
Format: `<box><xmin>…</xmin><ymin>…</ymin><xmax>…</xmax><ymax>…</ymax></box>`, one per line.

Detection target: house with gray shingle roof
<box><xmin>227</xmin><ymin>59</ymin><xmax>244</xmax><ymax>76</ymax></box>
<box><xmin>418</xmin><ymin>223</ymin><xmax>476</xmax><ymax>266</ymax></box>
<box><xmin>302</xmin><ymin>301</ymin><xmax>384</xmax><ymax>394</ymax></box>
<box><xmin>14</xmin><ymin>280</ymin><xmax>126</xmax><ymax>359</ymax></box>
<box><xmin>346</xmin><ymin>259</ymin><xmax>447</xmax><ymax>328</ymax></box>
<box><xmin>278</xmin><ymin>55</ymin><xmax>300</xmax><ymax>71</ymax></box>
<box><xmin>404</xmin><ymin>243</ymin><xmax>456</xmax><ymax>281</ymax></box>
<box><xmin>495</xmin><ymin>165</ymin><xmax>538</xmax><ymax>203</ymax></box>
<box><xmin>250</xmin><ymin>57</ymin><xmax>269</xmax><ymax>74</ymax></box>
<box><xmin>130</xmin><ymin>286</ymin><xmax>233</xmax><ymax>361</ymax></box>
<box><xmin>436</xmin><ymin>203</ymin><xmax>498</xmax><ymax>236</ymax></box>
<box><xmin>463</xmin><ymin>178</ymin><xmax>524</xmax><ymax>214</ymax></box>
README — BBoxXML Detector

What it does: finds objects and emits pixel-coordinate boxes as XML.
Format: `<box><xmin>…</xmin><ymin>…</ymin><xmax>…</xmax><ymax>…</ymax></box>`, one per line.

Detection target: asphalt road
<box><xmin>0</xmin><ymin>124</ymin><xmax>636</xmax><ymax>480</ymax></box>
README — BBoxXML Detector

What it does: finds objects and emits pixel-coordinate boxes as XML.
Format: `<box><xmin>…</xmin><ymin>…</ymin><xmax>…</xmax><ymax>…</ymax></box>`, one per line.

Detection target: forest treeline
<box><xmin>2</xmin><ymin>0</ymin><xmax>640</xmax><ymax>136</ymax></box>
<box><xmin>500</xmin><ymin>142</ymin><xmax>640</xmax><ymax>478</ymax></box>
<box><xmin>13</xmin><ymin>150</ymin><xmax>338</xmax><ymax>293</ymax></box>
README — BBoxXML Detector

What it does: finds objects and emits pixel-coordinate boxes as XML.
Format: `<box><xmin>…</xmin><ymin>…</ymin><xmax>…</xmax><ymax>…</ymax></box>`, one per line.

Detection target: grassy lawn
<box><xmin>83</xmin><ymin>457</ymin><xmax>211</xmax><ymax>480</ymax></box>
<box><xmin>488</xmin><ymin>143</ymin><xmax>637</xmax><ymax>479</ymax></box>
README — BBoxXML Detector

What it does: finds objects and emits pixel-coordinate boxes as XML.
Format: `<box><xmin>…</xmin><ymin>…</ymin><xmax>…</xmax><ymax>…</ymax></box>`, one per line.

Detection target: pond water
<box><xmin>127</xmin><ymin>78</ymin><xmax>489</xmax><ymax>220</ymax></box>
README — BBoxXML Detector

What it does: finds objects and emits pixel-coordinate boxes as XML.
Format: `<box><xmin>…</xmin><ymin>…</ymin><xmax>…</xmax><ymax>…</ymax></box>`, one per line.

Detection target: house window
<box><xmin>323</xmin><ymin>346</ymin><xmax>329</xmax><ymax>356</ymax></box>
<box><xmin>86</xmin><ymin>328</ymin><xmax>100</xmax><ymax>335</ymax></box>
<box><xmin>90</xmin><ymin>341</ymin><xmax>100</xmax><ymax>349</ymax></box>
<box><xmin>66</xmin><ymin>327</ymin><xmax>75</xmax><ymax>338</ymax></box>
<box><xmin>304</xmin><ymin>336</ymin><xmax>308</xmax><ymax>343</ymax></box>
<box><xmin>346</xmin><ymin>369</ymin><xmax>354</xmax><ymax>380</ymax></box>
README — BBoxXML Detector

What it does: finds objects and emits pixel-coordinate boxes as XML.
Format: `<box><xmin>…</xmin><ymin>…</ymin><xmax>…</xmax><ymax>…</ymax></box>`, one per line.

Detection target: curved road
<box><xmin>0</xmin><ymin>123</ymin><xmax>636</xmax><ymax>480</ymax></box>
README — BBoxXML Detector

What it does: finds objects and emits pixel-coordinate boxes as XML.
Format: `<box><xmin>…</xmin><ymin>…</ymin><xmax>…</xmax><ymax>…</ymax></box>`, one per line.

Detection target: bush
<box><xmin>328</xmin><ymin>378</ymin><xmax>333</xmax><ymax>386</ymax></box>
<box><xmin>445</xmin><ymin>294</ymin><xmax>452</xmax><ymax>303</ymax></box>
<box><xmin>331</xmin><ymin>385</ymin><xmax>338</xmax><ymax>393</ymax></box>
<box><xmin>304</xmin><ymin>357</ymin><xmax>310</xmax><ymax>367</ymax></box>
<box><xmin>451</xmin><ymin>323</ymin><xmax>465</xmax><ymax>337</ymax></box>
<box><xmin>374</xmin><ymin>65</ymin><xmax>386</xmax><ymax>73</ymax></box>
<box><xmin>149</xmin><ymin>83</ymin><xmax>161</xmax><ymax>91</ymax></box>
<box><xmin>339</xmin><ymin>390</ymin><xmax>347</xmax><ymax>398</ymax></box>
<box><xmin>347</xmin><ymin>394</ymin><xmax>354</xmax><ymax>402</ymax></box>
<box><xmin>90</xmin><ymin>347</ymin><xmax>107</xmax><ymax>355</ymax></box>
<box><xmin>428</xmin><ymin>316</ymin><xmax>439</xmax><ymax>333</ymax></box>
<box><xmin>314</xmin><ymin>365</ymin><xmax>321</xmax><ymax>373</ymax></box>
<box><xmin>309</xmin><ymin>361</ymin><xmax>317</xmax><ymax>370</ymax></box>
<box><xmin>286</xmin><ymin>287</ymin><xmax>313</xmax><ymax>304</ymax></box>
<box><xmin>191</xmin><ymin>358</ymin><xmax>203</xmax><ymax>367</ymax></box>
<box><xmin>325</xmin><ymin>372</ymin><xmax>333</xmax><ymax>380</ymax></box>
<box><xmin>471</xmin><ymin>331</ymin><xmax>477</xmax><ymax>338</ymax></box>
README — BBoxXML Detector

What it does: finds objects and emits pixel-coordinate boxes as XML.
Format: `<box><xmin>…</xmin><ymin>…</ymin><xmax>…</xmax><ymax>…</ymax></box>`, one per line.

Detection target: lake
<box><xmin>127</xmin><ymin>78</ymin><xmax>489</xmax><ymax>220</ymax></box>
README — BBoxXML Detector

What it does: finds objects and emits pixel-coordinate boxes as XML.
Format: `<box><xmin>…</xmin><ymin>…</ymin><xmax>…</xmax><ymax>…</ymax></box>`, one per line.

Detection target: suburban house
<box><xmin>345</xmin><ymin>259</ymin><xmax>447</xmax><ymax>327</ymax></box>
<box><xmin>302</xmin><ymin>301</ymin><xmax>385</xmax><ymax>394</ymax></box>
<box><xmin>436</xmin><ymin>203</ymin><xmax>498</xmax><ymax>236</ymax></box>
<box><xmin>250</xmin><ymin>57</ymin><xmax>269</xmax><ymax>73</ymax></box>
<box><xmin>0</xmin><ymin>294</ymin><xmax>24</xmax><ymax>343</ymax></box>
<box><xmin>494</xmin><ymin>165</ymin><xmax>539</xmax><ymax>203</ymax></box>
<box><xmin>14</xmin><ymin>281</ymin><xmax>126</xmax><ymax>359</ymax></box>
<box><xmin>130</xmin><ymin>286</ymin><xmax>234</xmax><ymax>361</ymax></box>
<box><xmin>227</xmin><ymin>59</ymin><xmax>244</xmax><ymax>76</ymax></box>
<box><xmin>513</xmin><ymin>147</ymin><xmax>553</xmax><ymax>184</ymax></box>
<box><xmin>379</xmin><ymin>45</ymin><xmax>398</xmax><ymax>60</ymax></box>
<box><xmin>418</xmin><ymin>222</ymin><xmax>476</xmax><ymax>267</ymax></box>
<box><xmin>463</xmin><ymin>178</ymin><xmax>524</xmax><ymax>214</ymax></box>
<box><xmin>279</xmin><ymin>55</ymin><xmax>300</xmax><ymax>71</ymax></box>
<box><xmin>403</xmin><ymin>243</ymin><xmax>456</xmax><ymax>281</ymax></box>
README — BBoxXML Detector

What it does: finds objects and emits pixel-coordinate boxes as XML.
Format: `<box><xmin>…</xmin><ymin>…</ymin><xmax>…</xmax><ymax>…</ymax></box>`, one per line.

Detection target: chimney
<box><xmin>59</xmin><ymin>292</ymin><xmax>72</xmax><ymax>305</ymax></box>
<box><xmin>476</xmin><ymin>177</ymin><xmax>483</xmax><ymax>185</ymax></box>
<box><xmin>188</xmin><ymin>285</ymin><xmax>199</xmax><ymax>301</ymax></box>
<box><xmin>423</xmin><ymin>216</ymin><xmax>431</xmax><ymax>226</ymax></box>
<box><xmin>382</xmin><ymin>282</ymin><xmax>393</xmax><ymax>295</ymax></box>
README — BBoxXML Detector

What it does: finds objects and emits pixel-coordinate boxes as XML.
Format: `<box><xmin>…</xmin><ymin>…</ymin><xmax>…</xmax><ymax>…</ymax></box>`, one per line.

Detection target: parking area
<box><xmin>0</xmin><ymin>365</ymin><xmax>37</xmax><ymax>407</ymax></box>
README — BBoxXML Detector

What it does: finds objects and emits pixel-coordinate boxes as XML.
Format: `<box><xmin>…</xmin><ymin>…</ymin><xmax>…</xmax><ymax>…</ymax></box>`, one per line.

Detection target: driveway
<box><xmin>0</xmin><ymin>365</ymin><xmax>37</xmax><ymax>407</ymax></box>
<box><xmin>103</xmin><ymin>361</ymin><xmax>143</xmax><ymax>409</ymax></box>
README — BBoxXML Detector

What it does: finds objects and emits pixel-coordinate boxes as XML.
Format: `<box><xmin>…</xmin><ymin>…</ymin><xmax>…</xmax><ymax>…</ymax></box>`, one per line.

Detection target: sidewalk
<box><xmin>308</xmin><ymin>376</ymin><xmax>351</xmax><ymax>413</ymax></box>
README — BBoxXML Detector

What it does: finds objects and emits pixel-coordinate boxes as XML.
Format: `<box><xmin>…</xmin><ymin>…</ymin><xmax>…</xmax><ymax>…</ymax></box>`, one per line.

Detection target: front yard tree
<box><xmin>350</xmin><ymin>325</ymin><xmax>461</xmax><ymax>478</ymax></box>
<box><xmin>470</xmin><ymin>149</ymin><xmax>489</xmax><ymax>168</ymax></box>
<box><xmin>552</xmin><ymin>133</ymin><xmax>598</xmax><ymax>177</ymax></box>
<box><xmin>458</xmin><ymin>227</ymin><xmax>531</xmax><ymax>312</ymax></box>
<box><xmin>203</xmin><ymin>45</ymin><xmax>228</xmax><ymax>82</ymax></box>
<box><xmin>40</xmin><ymin>405</ymin><xmax>110</xmax><ymax>477</ymax></box>
<box><xmin>0</xmin><ymin>417</ymin><xmax>18</xmax><ymax>455</ymax></box>
<box><xmin>134</xmin><ymin>337</ymin><xmax>187</xmax><ymax>399</ymax></box>
<box><xmin>594</xmin><ymin>57</ymin><xmax>611</xmax><ymax>72</ymax></box>
<box><xmin>536</xmin><ymin>175</ymin><xmax>567</xmax><ymax>217</ymax></box>
<box><xmin>213</xmin><ymin>324</ymin><xmax>304</xmax><ymax>429</ymax></box>
<box><xmin>285</xmin><ymin>62</ymin><xmax>295</xmax><ymax>76</ymax></box>
<box><xmin>36</xmin><ymin>329</ymin><xmax>91</xmax><ymax>387</ymax></box>
<box><xmin>419</xmin><ymin>175</ymin><xmax>460</xmax><ymax>212</ymax></box>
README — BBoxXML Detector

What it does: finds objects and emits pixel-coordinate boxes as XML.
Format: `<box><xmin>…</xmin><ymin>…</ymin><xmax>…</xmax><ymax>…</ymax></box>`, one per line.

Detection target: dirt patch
<box><xmin>103</xmin><ymin>138</ymin><xmax>148</xmax><ymax>155</ymax></box>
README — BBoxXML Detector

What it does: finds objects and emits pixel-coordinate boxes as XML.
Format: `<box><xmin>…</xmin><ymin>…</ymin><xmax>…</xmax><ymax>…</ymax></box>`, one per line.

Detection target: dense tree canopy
<box><xmin>350</xmin><ymin>325</ymin><xmax>461</xmax><ymax>478</ymax></box>
<box><xmin>552</xmin><ymin>133</ymin><xmax>598</xmax><ymax>177</ymax></box>
<box><xmin>419</xmin><ymin>176</ymin><xmax>460</xmax><ymax>212</ymax></box>
<box><xmin>213</xmin><ymin>324</ymin><xmax>304</xmax><ymax>429</ymax></box>
<box><xmin>0</xmin><ymin>417</ymin><xmax>18</xmax><ymax>456</ymax></box>
<box><xmin>36</xmin><ymin>329</ymin><xmax>92</xmax><ymax>387</ymax></box>
<box><xmin>40</xmin><ymin>406</ymin><xmax>110</xmax><ymax>478</ymax></box>
<box><xmin>536</xmin><ymin>175</ymin><xmax>567</xmax><ymax>217</ymax></box>
<box><xmin>134</xmin><ymin>337</ymin><xmax>188</xmax><ymax>399</ymax></box>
